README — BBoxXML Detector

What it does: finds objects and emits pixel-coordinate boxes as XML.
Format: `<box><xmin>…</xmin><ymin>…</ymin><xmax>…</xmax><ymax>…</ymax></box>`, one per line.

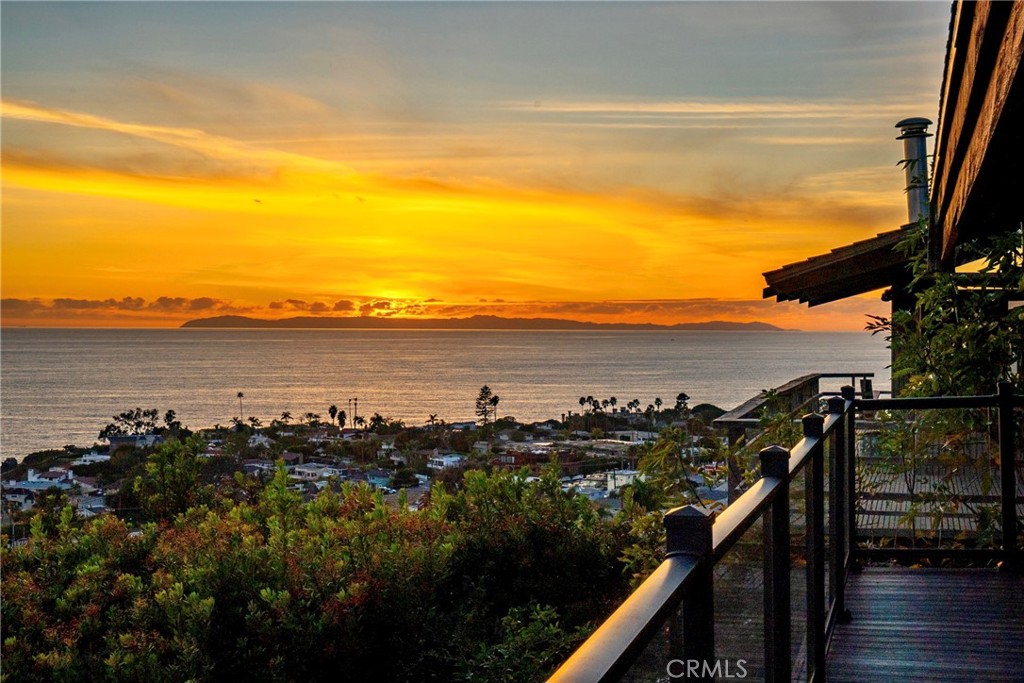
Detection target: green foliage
<box><xmin>885</xmin><ymin>224</ymin><xmax>1024</xmax><ymax>396</ymax></box>
<box><xmin>133</xmin><ymin>435</ymin><xmax>212</xmax><ymax>522</ymax></box>
<box><xmin>2</xmin><ymin>468</ymin><xmax>635</xmax><ymax>683</ymax></box>
<box><xmin>99</xmin><ymin>408</ymin><xmax>160</xmax><ymax>441</ymax></box>
<box><xmin>636</xmin><ymin>427</ymin><xmax>702</xmax><ymax>506</ymax></box>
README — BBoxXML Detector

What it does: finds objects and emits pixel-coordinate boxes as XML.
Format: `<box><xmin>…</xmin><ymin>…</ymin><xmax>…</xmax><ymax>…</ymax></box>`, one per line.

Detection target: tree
<box><xmin>99</xmin><ymin>408</ymin><xmax>159</xmax><ymax>441</ymax></box>
<box><xmin>133</xmin><ymin>435</ymin><xmax>209</xmax><ymax>521</ymax></box>
<box><xmin>368</xmin><ymin>412</ymin><xmax>386</xmax><ymax>433</ymax></box>
<box><xmin>488</xmin><ymin>394</ymin><xmax>501</xmax><ymax>424</ymax></box>
<box><xmin>237</xmin><ymin>392</ymin><xmax>244</xmax><ymax>418</ymax></box>
<box><xmin>337</xmin><ymin>410</ymin><xmax>347</xmax><ymax>430</ymax></box>
<box><xmin>164</xmin><ymin>409</ymin><xmax>183</xmax><ymax>433</ymax></box>
<box><xmin>329</xmin><ymin>404</ymin><xmax>338</xmax><ymax>425</ymax></box>
<box><xmin>476</xmin><ymin>385</ymin><xmax>495</xmax><ymax>426</ymax></box>
<box><xmin>874</xmin><ymin>224</ymin><xmax>1024</xmax><ymax>396</ymax></box>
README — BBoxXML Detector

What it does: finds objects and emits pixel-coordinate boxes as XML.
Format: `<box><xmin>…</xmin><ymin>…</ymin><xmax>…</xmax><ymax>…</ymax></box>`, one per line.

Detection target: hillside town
<box><xmin>1</xmin><ymin>391</ymin><xmax>729</xmax><ymax>537</ymax></box>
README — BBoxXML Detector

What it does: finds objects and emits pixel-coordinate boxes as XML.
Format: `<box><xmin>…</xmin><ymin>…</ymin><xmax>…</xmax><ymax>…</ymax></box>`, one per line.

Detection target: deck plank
<box><xmin>827</xmin><ymin>568</ymin><xmax>1024</xmax><ymax>682</ymax></box>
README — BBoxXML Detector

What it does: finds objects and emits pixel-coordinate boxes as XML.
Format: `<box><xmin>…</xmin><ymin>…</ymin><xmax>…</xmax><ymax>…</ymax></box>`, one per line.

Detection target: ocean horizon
<box><xmin>0</xmin><ymin>328</ymin><xmax>890</xmax><ymax>460</ymax></box>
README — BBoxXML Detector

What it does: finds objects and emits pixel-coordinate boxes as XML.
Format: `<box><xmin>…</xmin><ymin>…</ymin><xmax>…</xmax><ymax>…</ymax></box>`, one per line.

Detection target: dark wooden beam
<box><xmin>931</xmin><ymin>0</ymin><xmax>1024</xmax><ymax>266</ymax></box>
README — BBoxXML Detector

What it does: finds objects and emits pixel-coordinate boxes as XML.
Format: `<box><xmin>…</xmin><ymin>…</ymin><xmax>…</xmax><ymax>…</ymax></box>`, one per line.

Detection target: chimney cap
<box><xmin>895</xmin><ymin>117</ymin><xmax>933</xmax><ymax>139</ymax></box>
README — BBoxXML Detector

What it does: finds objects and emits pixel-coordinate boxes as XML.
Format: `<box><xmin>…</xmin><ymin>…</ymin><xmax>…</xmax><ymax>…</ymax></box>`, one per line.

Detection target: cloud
<box><xmin>359</xmin><ymin>300</ymin><xmax>392</xmax><ymax>316</ymax></box>
<box><xmin>500</xmin><ymin>98</ymin><xmax>924</xmax><ymax>120</ymax></box>
<box><xmin>333</xmin><ymin>299</ymin><xmax>355</xmax><ymax>311</ymax></box>
<box><xmin>52</xmin><ymin>296</ymin><xmax>146</xmax><ymax>311</ymax></box>
<box><xmin>2</xmin><ymin>296</ymin><xmax>247</xmax><ymax>320</ymax></box>
<box><xmin>1</xmin><ymin>298</ymin><xmax>48</xmax><ymax>314</ymax></box>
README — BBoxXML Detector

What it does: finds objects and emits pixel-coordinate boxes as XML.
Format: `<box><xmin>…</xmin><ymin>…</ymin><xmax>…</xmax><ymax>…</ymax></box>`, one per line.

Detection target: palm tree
<box><xmin>489</xmin><ymin>395</ymin><xmax>500</xmax><ymax>423</ymax></box>
<box><xmin>329</xmin><ymin>404</ymin><xmax>338</xmax><ymax>425</ymax></box>
<box><xmin>237</xmin><ymin>392</ymin><xmax>244</xmax><ymax>418</ymax></box>
<box><xmin>338</xmin><ymin>410</ymin><xmax>347</xmax><ymax>430</ymax></box>
<box><xmin>279</xmin><ymin>411</ymin><xmax>292</xmax><ymax>425</ymax></box>
<box><xmin>579</xmin><ymin>396</ymin><xmax>587</xmax><ymax>413</ymax></box>
<box><xmin>609</xmin><ymin>396</ymin><xmax>618</xmax><ymax>413</ymax></box>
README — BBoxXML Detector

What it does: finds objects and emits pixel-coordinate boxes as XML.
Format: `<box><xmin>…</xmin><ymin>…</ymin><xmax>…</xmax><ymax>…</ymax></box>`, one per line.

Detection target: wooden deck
<box><xmin>827</xmin><ymin>568</ymin><xmax>1024</xmax><ymax>682</ymax></box>
<box><xmin>853</xmin><ymin>455</ymin><xmax>1024</xmax><ymax>538</ymax></box>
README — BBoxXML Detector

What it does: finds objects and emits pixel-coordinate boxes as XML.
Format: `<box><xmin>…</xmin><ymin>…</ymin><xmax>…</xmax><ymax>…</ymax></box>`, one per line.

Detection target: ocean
<box><xmin>0</xmin><ymin>328</ymin><xmax>890</xmax><ymax>460</ymax></box>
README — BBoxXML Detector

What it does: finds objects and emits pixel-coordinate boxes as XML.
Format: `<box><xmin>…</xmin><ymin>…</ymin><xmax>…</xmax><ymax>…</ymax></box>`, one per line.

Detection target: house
<box><xmin>70</xmin><ymin>452</ymin><xmax>111</xmax><ymax>467</ymax></box>
<box><xmin>242</xmin><ymin>459</ymin><xmax>276</xmax><ymax>476</ymax></box>
<box><xmin>2</xmin><ymin>487</ymin><xmax>36</xmax><ymax>511</ymax></box>
<box><xmin>606</xmin><ymin>469</ymin><xmax>641</xmax><ymax>494</ymax></box>
<box><xmin>493</xmin><ymin>449</ymin><xmax>551</xmax><ymax>471</ymax></box>
<box><xmin>107</xmin><ymin>434</ymin><xmax>163</xmax><ymax>452</ymax></box>
<box><xmin>608</xmin><ymin>430</ymin><xmax>658</xmax><ymax>443</ymax></box>
<box><xmin>427</xmin><ymin>454</ymin><xmax>465</xmax><ymax>471</ymax></box>
<box><xmin>247</xmin><ymin>433</ymin><xmax>273</xmax><ymax>449</ymax></box>
<box><xmin>291</xmin><ymin>463</ymin><xmax>331</xmax><ymax>481</ymax></box>
<box><xmin>279</xmin><ymin>451</ymin><xmax>302</xmax><ymax>465</ymax></box>
<box><xmin>200</xmin><ymin>446</ymin><xmax>225</xmax><ymax>458</ymax></box>
<box><xmin>73</xmin><ymin>495</ymin><xmax>110</xmax><ymax>518</ymax></box>
<box><xmin>366</xmin><ymin>469</ymin><xmax>392</xmax><ymax>488</ymax></box>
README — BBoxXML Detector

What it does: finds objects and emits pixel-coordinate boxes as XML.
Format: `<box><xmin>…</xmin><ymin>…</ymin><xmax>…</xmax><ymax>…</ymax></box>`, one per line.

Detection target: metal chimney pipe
<box><xmin>895</xmin><ymin>117</ymin><xmax>932</xmax><ymax>225</ymax></box>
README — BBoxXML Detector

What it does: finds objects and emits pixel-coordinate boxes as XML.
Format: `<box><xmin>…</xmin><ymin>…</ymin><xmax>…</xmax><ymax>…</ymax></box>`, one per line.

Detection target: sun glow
<box><xmin>1</xmin><ymin>2</ymin><xmax>949</xmax><ymax>330</ymax></box>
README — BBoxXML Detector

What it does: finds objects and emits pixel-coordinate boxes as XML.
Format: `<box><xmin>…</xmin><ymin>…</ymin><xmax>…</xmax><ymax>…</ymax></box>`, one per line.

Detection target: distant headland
<box><xmin>181</xmin><ymin>314</ymin><xmax>787</xmax><ymax>331</ymax></box>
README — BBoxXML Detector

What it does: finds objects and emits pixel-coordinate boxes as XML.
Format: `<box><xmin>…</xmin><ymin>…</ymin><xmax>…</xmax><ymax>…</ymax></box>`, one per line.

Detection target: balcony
<box><xmin>548</xmin><ymin>380</ymin><xmax>1023</xmax><ymax>682</ymax></box>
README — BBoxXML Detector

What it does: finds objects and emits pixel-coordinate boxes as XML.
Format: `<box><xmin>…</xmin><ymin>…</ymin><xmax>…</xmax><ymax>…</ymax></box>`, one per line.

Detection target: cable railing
<box><xmin>549</xmin><ymin>382</ymin><xmax>1022</xmax><ymax>683</ymax></box>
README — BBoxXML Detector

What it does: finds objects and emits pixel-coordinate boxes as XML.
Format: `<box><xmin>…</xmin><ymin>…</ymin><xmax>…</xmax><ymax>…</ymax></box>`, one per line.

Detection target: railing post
<box><xmin>803</xmin><ymin>412</ymin><xmax>827</xmax><ymax>682</ymax></box>
<box><xmin>665</xmin><ymin>505</ymin><xmax>715</xmax><ymax>680</ymax></box>
<box><xmin>760</xmin><ymin>445</ymin><xmax>791</xmax><ymax>683</ymax></box>
<box><xmin>841</xmin><ymin>385</ymin><xmax>859</xmax><ymax>573</ymax></box>
<box><xmin>998</xmin><ymin>382</ymin><xmax>1018</xmax><ymax>571</ymax></box>
<box><xmin>827</xmin><ymin>396</ymin><xmax>851</xmax><ymax>627</ymax></box>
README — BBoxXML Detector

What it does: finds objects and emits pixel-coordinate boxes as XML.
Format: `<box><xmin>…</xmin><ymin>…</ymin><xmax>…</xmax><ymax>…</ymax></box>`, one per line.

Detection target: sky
<box><xmin>1</xmin><ymin>1</ymin><xmax>953</xmax><ymax>330</ymax></box>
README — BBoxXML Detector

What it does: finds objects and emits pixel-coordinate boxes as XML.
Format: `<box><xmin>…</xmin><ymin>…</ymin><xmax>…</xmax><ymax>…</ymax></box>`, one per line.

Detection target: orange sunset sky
<box><xmin>1</xmin><ymin>2</ymin><xmax>951</xmax><ymax>330</ymax></box>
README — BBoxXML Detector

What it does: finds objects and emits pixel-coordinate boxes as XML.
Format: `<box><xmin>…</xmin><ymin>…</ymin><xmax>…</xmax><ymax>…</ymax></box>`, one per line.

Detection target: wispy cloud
<box><xmin>500</xmin><ymin>98</ymin><xmax>927</xmax><ymax>120</ymax></box>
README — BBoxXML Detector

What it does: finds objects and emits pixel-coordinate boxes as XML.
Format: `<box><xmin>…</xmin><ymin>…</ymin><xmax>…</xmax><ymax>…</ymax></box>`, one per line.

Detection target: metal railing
<box><xmin>852</xmin><ymin>382</ymin><xmax>1022</xmax><ymax>565</ymax></box>
<box><xmin>549</xmin><ymin>382</ymin><xmax>1022</xmax><ymax>683</ymax></box>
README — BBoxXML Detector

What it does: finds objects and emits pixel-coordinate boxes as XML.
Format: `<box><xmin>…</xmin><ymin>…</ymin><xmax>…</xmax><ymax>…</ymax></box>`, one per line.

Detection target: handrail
<box><xmin>549</xmin><ymin>382</ymin><xmax>1020</xmax><ymax>683</ymax></box>
<box><xmin>712</xmin><ymin>476</ymin><xmax>783</xmax><ymax>562</ymax></box>
<box><xmin>549</xmin><ymin>554</ymin><xmax>700</xmax><ymax>683</ymax></box>
<box><xmin>858</xmin><ymin>394</ymin><xmax>996</xmax><ymax>410</ymax></box>
<box><xmin>551</xmin><ymin>403</ymin><xmax>842</xmax><ymax>683</ymax></box>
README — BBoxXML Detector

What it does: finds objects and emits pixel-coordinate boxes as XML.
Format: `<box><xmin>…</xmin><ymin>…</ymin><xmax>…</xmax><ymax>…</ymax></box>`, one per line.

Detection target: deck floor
<box><xmin>827</xmin><ymin>568</ymin><xmax>1024</xmax><ymax>682</ymax></box>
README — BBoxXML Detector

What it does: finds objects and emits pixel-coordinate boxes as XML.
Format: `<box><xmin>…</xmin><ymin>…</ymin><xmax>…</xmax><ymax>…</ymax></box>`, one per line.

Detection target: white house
<box><xmin>607</xmin><ymin>469</ymin><xmax>642</xmax><ymax>494</ymax></box>
<box><xmin>291</xmin><ymin>463</ymin><xmax>331</xmax><ymax>481</ymax></box>
<box><xmin>70</xmin><ymin>452</ymin><xmax>111</xmax><ymax>467</ymax></box>
<box><xmin>427</xmin><ymin>454</ymin><xmax>466</xmax><ymax>471</ymax></box>
<box><xmin>248</xmin><ymin>434</ymin><xmax>274</xmax><ymax>449</ymax></box>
